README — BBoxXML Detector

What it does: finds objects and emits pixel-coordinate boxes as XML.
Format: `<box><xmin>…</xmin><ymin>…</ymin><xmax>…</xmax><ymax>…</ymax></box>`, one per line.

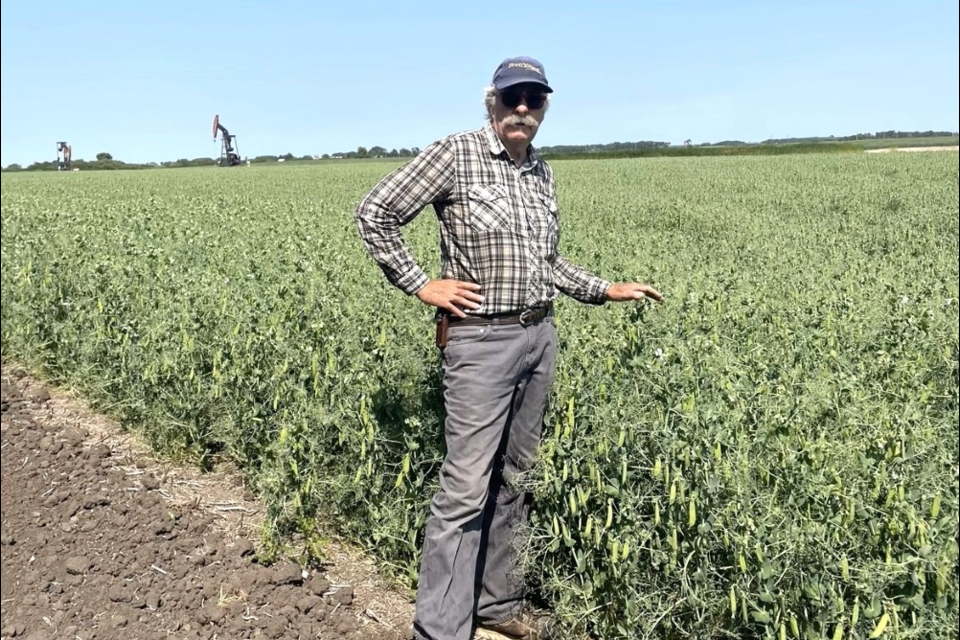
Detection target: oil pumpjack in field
<box><xmin>56</xmin><ymin>141</ymin><xmax>72</xmax><ymax>170</ymax></box>
<box><xmin>212</xmin><ymin>114</ymin><xmax>242</xmax><ymax>166</ymax></box>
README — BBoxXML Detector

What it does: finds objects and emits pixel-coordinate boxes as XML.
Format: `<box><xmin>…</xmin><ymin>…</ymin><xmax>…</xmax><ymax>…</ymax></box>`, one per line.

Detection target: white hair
<box><xmin>483</xmin><ymin>84</ymin><xmax>551</xmax><ymax>121</ymax></box>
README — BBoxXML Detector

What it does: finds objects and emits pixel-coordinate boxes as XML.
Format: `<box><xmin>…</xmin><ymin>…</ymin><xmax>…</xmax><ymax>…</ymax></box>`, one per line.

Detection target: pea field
<box><xmin>2</xmin><ymin>151</ymin><xmax>958</xmax><ymax>639</ymax></box>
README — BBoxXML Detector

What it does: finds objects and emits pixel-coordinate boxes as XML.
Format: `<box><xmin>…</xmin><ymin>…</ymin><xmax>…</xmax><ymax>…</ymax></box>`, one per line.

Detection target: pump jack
<box><xmin>212</xmin><ymin>115</ymin><xmax>242</xmax><ymax>166</ymax></box>
<box><xmin>57</xmin><ymin>141</ymin><xmax>72</xmax><ymax>170</ymax></box>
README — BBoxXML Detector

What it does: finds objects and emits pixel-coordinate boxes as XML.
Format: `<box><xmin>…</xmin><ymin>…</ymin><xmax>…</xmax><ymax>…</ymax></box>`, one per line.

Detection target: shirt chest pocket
<box><xmin>467</xmin><ymin>184</ymin><xmax>515</xmax><ymax>232</ymax></box>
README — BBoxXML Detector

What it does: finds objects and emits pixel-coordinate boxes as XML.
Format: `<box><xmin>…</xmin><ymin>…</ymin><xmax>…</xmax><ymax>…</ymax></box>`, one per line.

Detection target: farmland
<box><xmin>2</xmin><ymin>151</ymin><xmax>958</xmax><ymax>639</ymax></box>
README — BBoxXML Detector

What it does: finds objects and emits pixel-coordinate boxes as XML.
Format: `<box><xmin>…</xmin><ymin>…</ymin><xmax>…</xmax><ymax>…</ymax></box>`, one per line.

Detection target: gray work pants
<box><xmin>412</xmin><ymin>315</ymin><xmax>558</xmax><ymax>640</ymax></box>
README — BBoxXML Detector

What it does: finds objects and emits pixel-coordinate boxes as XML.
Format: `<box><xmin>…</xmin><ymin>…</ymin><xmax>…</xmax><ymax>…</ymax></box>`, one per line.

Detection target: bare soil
<box><xmin>1</xmin><ymin>363</ymin><xmax>417</xmax><ymax>640</ymax></box>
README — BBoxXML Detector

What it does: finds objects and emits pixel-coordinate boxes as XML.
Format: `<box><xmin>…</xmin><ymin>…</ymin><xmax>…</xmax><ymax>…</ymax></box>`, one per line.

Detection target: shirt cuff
<box><xmin>586</xmin><ymin>277</ymin><xmax>612</xmax><ymax>305</ymax></box>
<box><xmin>396</xmin><ymin>268</ymin><xmax>431</xmax><ymax>296</ymax></box>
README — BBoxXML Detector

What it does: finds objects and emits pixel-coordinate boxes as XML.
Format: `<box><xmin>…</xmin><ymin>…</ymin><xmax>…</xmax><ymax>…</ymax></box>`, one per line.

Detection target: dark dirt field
<box><xmin>1</xmin><ymin>363</ymin><xmax>416</xmax><ymax>640</ymax></box>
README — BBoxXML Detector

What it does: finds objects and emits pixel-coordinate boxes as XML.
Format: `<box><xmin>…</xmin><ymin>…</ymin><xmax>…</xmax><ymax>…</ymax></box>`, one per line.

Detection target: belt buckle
<box><xmin>519</xmin><ymin>308</ymin><xmax>537</xmax><ymax>326</ymax></box>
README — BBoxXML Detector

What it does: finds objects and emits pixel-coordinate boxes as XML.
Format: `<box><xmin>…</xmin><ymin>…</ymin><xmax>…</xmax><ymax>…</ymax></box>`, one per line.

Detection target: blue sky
<box><xmin>2</xmin><ymin>0</ymin><xmax>957</xmax><ymax>166</ymax></box>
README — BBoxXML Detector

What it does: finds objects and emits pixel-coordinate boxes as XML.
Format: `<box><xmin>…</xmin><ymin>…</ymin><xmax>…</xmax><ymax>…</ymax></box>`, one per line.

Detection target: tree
<box><xmin>96</xmin><ymin>152</ymin><xmax>113</xmax><ymax>161</ymax></box>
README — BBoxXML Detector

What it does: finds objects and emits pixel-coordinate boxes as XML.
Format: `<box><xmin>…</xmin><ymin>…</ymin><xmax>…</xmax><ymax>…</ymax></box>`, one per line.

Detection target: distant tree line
<box><xmin>758</xmin><ymin>130</ymin><xmax>957</xmax><ymax>145</ymax></box>
<box><xmin>2</xmin><ymin>130</ymin><xmax>956</xmax><ymax>172</ymax></box>
<box><xmin>0</xmin><ymin>148</ymin><xmax>427</xmax><ymax>172</ymax></box>
<box><xmin>538</xmin><ymin>130</ymin><xmax>959</xmax><ymax>152</ymax></box>
<box><xmin>325</xmin><ymin>146</ymin><xmax>422</xmax><ymax>159</ymax></box>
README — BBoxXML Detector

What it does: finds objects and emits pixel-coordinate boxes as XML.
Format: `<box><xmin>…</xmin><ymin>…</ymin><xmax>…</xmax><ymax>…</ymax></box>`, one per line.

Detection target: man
<box><xmin>355</xmin><ymin>56</ymin><xmax>662</xmax><ymax>640</ymax></box>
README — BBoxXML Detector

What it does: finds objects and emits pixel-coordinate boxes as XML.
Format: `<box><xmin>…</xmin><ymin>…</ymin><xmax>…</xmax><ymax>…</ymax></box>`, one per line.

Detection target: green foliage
<box><xmin>2</xmin><ymin>153</ymin><xmax>958</xmax><ymax>639</ymax></box>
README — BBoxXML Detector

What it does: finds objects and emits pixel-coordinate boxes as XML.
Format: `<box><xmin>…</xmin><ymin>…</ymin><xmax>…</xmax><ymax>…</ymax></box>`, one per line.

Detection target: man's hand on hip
<box><xmin>416</xmin><ymin>279</ymin><xmax>485</xmax><ymax>318</ymax></box>
<box><xmin>605</xmin><ymin>282</ymin><xmax>663</xmax><ymax>303</ymax></box>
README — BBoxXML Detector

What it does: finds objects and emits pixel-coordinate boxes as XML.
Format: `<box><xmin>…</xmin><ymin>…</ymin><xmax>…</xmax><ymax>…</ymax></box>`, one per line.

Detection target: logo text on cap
<box><xmin>506</xmin><ymin>62</ymin><xmax>543</xmax><ymax>75</ymax></box>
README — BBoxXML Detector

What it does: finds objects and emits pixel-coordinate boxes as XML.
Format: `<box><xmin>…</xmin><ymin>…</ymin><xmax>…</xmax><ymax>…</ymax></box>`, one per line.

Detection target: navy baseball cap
<box><xmin>491</xmin><ymin>56</ymin><xmax>553</xmax><ymax>93</ymax></box>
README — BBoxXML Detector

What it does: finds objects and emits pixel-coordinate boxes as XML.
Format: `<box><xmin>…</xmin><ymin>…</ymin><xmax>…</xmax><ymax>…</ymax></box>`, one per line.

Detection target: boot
<box><xmin>473</xmin><ymin>607</ymin><xmax>555</xmax><ymax>640</ymax></box>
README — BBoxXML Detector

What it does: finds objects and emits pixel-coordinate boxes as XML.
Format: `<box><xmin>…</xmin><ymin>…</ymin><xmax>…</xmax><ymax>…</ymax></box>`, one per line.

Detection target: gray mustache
<box><xmin>504</xmin><ymin>114</ymin><xmax>539</xmax><ymax>127</ymax></box>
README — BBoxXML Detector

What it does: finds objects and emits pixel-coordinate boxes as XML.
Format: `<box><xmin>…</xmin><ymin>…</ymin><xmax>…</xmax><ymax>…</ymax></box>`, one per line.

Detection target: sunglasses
<box><xmin>500</xmin><ymin>90</ymin><xmax>547</xmax><ymax>110</ymax></box>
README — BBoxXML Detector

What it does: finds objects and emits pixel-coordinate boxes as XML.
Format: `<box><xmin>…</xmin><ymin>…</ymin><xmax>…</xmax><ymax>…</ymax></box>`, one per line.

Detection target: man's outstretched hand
<box><xmin>416</xmin><ymin>279</ymin><xmax>484</xmax><ymax>318</ymax></box>
<box><xmin>605</xmin><ymin>282</ymin><xmax>663</xmax><ymax>303</ymax></box>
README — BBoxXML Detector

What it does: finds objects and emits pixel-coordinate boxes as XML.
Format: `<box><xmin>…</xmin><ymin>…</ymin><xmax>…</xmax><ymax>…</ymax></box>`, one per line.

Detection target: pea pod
<box><xmin>832</xmin><ymin>622</ymin><xmax>843</xmax><ymax>640</ymax></box>
<box><xmin>869</xmin><ymin>611</ymin><xmax>890</xmax><ymax>638</ymax></box>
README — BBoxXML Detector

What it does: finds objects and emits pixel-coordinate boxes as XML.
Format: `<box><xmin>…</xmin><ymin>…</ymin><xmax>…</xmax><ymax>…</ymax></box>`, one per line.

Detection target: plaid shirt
<box><xmin>355</xmin><ymin>121</ymin><xmax>610</xmax><ymax>315</ymax></box>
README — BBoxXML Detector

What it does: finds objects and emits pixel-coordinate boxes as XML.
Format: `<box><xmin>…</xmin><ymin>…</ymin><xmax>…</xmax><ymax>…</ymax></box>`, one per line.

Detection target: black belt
<box><xmin>448</xmin><ymin>303</ymin><xmax>553</xmax><ymax>327</ymax></box>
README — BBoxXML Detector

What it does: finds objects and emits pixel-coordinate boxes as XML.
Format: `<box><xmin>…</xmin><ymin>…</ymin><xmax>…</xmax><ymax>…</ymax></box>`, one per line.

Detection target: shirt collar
<box><xmin>483</xmin><ymin>121</ymin><xmax>541</xmax><ymax>171</ymax></box>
